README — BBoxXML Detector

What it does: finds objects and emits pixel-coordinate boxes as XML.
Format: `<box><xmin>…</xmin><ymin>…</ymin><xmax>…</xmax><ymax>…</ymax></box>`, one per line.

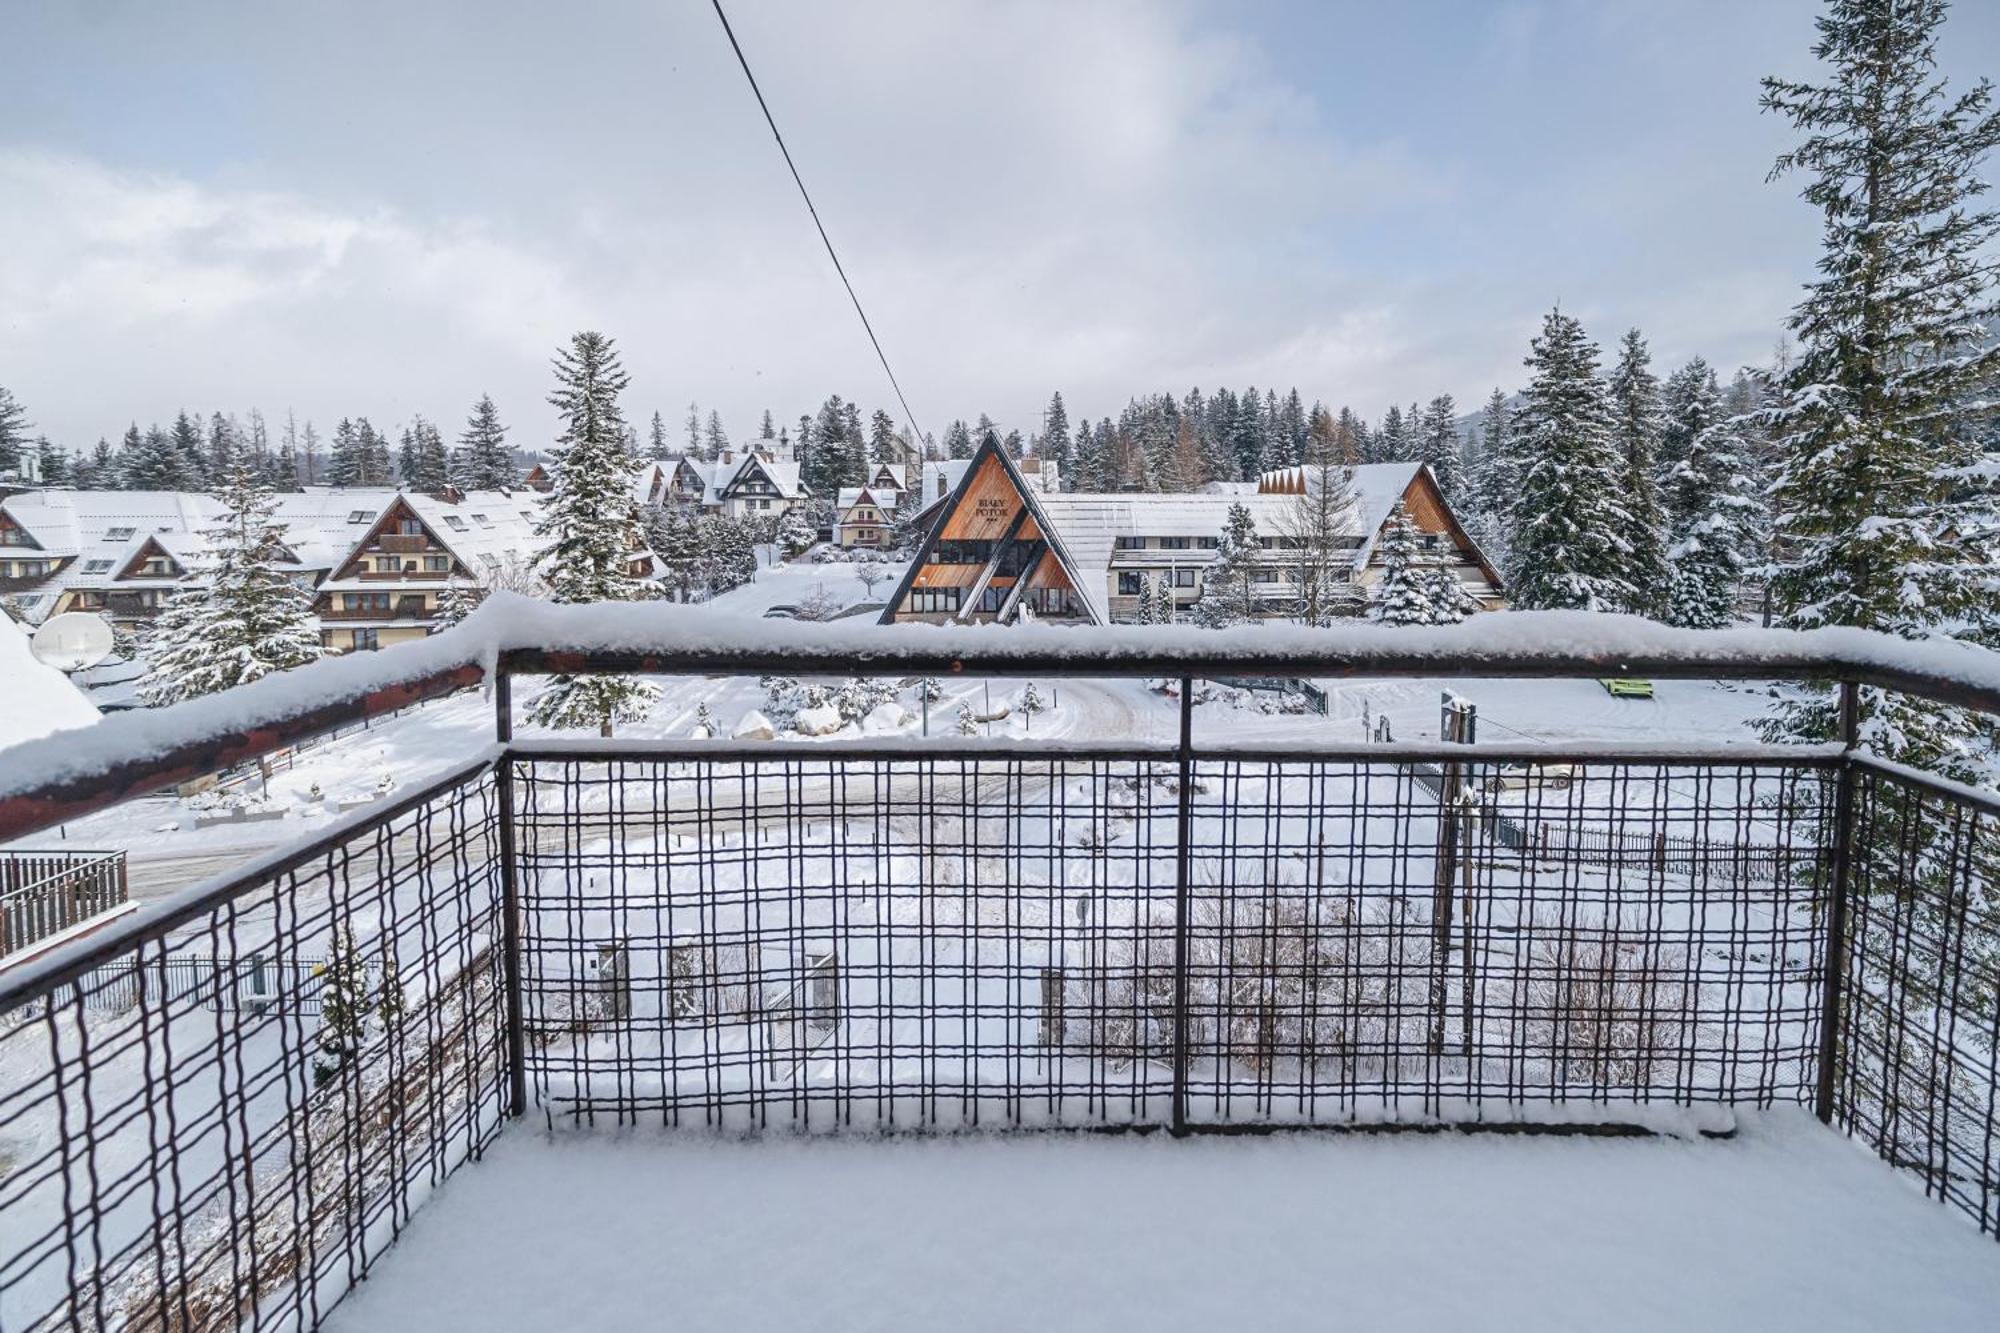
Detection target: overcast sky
<box><xmin>4</xmin><ymin>0</ymin><xmax>1996</xmax><ymax>452</ymax></box>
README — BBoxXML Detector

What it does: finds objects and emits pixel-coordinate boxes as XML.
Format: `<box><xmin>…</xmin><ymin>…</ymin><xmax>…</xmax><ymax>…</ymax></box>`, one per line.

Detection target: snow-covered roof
<box><xmin>921</xmin><ymin>460</ymin><xmax>973</xmax><ymax>507</ymax></box>
<box><xmin>713</xmin><ymin>454</ymin><xmax>802</xmax><ymax>501</ymax></box>
<box><xmin>0</xmin><ymin>606</ymin><xmax>101</xmax><ymax>751</ymax></box>
<box><xmin>1032</xmin><ymin>463</ymin><xmax>1424</xmax><ymax>618</ymax></box>
<box><xmin>317</xmin><ymin>488</ymin><xmax>544</xmax><ymax>590</ymax></box>
<box><xmin>835</xmin><ymin>485</ymin><xmax>896</xmax><ymax>514</ymax></box>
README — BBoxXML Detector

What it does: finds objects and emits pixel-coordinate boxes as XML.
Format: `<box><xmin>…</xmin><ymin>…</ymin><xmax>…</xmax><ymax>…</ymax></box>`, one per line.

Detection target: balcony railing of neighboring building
<box><xmin>0</xmin><ymin>849</ymin><xmax>128</xmax><ymax>960</ymax></box>
<box><xmin>0</xmin><ymin>604</ymin><xmax>1995</xmax><ymax>1331</ymax></box>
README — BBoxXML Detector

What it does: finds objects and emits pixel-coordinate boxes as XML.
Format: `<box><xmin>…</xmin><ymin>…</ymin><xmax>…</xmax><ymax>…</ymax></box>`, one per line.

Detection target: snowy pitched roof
<box><xmin>715</xmin><ymin>454</ymin><xmax>801</xmax><ymax>500</ymax></box>
<box><xmin>0</xmin><ymin>606</ymin><xmax>101</xmax><ymax>751</ymax></box>
<box><xmin>835</xmin><ymin>485</ymin><xmax>896</xmax><ymax>514</ymax></box>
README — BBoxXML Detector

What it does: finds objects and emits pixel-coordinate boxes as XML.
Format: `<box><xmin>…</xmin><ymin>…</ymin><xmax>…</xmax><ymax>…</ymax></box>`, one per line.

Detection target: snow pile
<box><xmin>0</xmin><ymin>607</ymin><xmax>101</xmax><ymax>751</ymax></box>
<box><xmin>326</xmin><ymin>1111</ymin><xmax>2000</xmax><ymax>1333</ymax></box>
<box><xmin>791</xmin><ymin>704</ymin><xmax>843</xmax><ymax>736</ymax></box>
<box><xmin>730</xmin><ymin>710</ymin><xmax>774</xmax><ymax>742</ymax></box>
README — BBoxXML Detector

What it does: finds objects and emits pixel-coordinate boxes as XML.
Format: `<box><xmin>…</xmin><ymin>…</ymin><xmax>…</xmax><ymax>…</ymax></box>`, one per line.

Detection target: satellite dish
<box><xmin>30</xmin><ymin>612</ymin><xmax>116</xmax><ymax>673</ymax></box>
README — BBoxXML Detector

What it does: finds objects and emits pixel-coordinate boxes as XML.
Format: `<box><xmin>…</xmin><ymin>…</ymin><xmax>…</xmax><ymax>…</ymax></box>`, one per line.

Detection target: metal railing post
<box><xmin>1170</xmin><ymin>674</ymin><xmax>1195</xmax><ymax>1136</ymax></box>
<box><xmin>1429</xmin><ymin>698</ymin><xmax>1465</xmax><ymax>1058</ymax></box>
<box><xmin>1814</xmin><ymin>679</ymin><xmax>1861</xmax><ymax>1124</ymax></box>
<box><xmin>493</xmin><ymin>670</ymin><xmax>528</xmax><ymax>1118</ymax></box>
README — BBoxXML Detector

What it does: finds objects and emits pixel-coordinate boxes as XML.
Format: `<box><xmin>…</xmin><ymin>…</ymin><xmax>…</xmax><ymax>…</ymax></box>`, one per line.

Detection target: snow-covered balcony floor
<box><xmin>328</xmin><ymin>1111</ymin><xmax>1999</xmax><ymax>1333</ymax></box>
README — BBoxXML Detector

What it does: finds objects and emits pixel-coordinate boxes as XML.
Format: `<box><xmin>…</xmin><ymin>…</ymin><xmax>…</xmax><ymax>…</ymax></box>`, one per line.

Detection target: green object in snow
<box><xmin>1599</xmin><ymin>678</ymin><xmax>1654</xmax><ymax>699</ymax></box>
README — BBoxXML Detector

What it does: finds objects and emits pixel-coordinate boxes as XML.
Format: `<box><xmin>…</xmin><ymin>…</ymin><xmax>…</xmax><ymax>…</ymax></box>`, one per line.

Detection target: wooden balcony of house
<box><xmin>376</xmin><ymin>533</ymin><xmax>436</xmax><ymax>555</ymax></box>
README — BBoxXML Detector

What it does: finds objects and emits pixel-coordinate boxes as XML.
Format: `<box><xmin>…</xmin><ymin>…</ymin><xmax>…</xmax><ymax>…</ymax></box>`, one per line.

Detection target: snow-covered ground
<box><xmin>326</xmin><ymin>1111</ymin><xmax>2000</xmax><ymax>1333</ymax></box>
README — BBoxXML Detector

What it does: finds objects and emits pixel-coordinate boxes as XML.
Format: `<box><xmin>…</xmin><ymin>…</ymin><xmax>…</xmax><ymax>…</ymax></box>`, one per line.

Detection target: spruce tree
<box><xmin>1371</xmin><ymin>503</ymin><xmax>1433</xmax><ymax>624</ymax></box>
<box><xmin>171</xmin><ymin>412</ymin><xmax>207</xmax><ymax>489</ymax></box>
<box><xmin>943</xmin><ymin>419</ymin><xmax>973</xmax><ymax>460</ymax></box>
<box><xmin>869</xmin><ymin>409</ymin><xmax>901</xmax><ymax>464</ymax></box>
<box><xmin>1417</xmin><ymin>395</ymin><xmax>1465</xmax><ymax>500</ymax></box>
<box><xmin>1191</xmin><ymin>502</ymin><xmax>1261</xmax><ymax>628</ymax></box>
<box><xmin>328</xmin><ymin>418</ymin><xmax>362</xmax><ymax>487</ymax></box>
<box><xmin>1658</xmin><ymin>358</ymin><xmax>1721</xmax><ymax>480</ymax></box>
<box><xmin>760</xmin><ymin>409</ymin><xmax>777</xmax><ymax>441</ymax></box>
<box><xmin>1759</xmin><ymin>0</ymin><xmax>2000</xmax><ymax>770</ymax></box>
<box><xmin>0</xmin><ymin>385</ymin><xmax>29</xmax><ymax>474</ymax></box>
<box><xmin>528</xmin><ymin>331</ymin><xmax>660</xmax><ymax>736</ymax></box>
<box><xmin>139</xmin><ymin>460</ymin><xmax>324</xmax><ymax>705</ymax></box>
<box><xmin>456</xmin><ymin>395</ymin><xmax>516</xmax><ymax>490</ymax></box>
<box><xmin>705</xmin><ymin>410</ymin><xmax>730</xmax><ymax>458</ymax></box>
<box><xmin>434</xmin><ymin>578</ymin><xmax>480</xmax><ymax>628</ymax></box>
<box><xmin>1376</xmin><ymin>404</ymin><xmax>1407</xmax><ymax>464</ymax></box>
<box><xmin>1605</xmin><ymin>329</ymin><xmax>1670</xmax><ymax>615</ymax></box>
<box><xmin>403</xmin><ymin>416</ymin><xmax>450</xmax><ymax>492</ymax></box>
<box><xmin>1041</xmin><ymin>391</ymin><xmax>1073</xmax><ymax>482</ymax></box>
<box><xmin>1506</xmin><ymin>309</ymin><xmax>1638</xmax><ymax>611</ymax></box>
<box><xmin>1663</xmin><ymin>414</ymin><xmax>1762</xmax><ymax>629</ymax></box>
<box><xmin>313</xmin><ymin>926</ymin><xmax>371</xmax><ymax>1087</ymax></box>
<box><xmin>647</xmin><ymin>411</ymin><xmax>670</xmax><ymax>460</ymax></box>
<box><xmin>35</xmin><ymin>438</ymin><xmax>67</xmax><ymax>486</ymax></box>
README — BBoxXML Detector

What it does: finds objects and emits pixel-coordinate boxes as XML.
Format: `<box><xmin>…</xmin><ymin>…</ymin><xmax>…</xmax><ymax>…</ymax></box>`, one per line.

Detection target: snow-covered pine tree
<box><xmin>1417</xmin><ymin>395</ymin><xmax>1465</xmax><ymax>500</ymax></box>
<box><xmin>956</xmin><ymin>701</ymin><xmax>979</xmax><ymax>736</ymax></box>
<box><xmin>774</xmin><ymin>505</ymin><xmax>814</xmax><ymax>561</ymax></box>
<box><xmin>1605</xmin><ymin>329</ymin><xmax>1670</xmax><ymax>616</ymax></box>
<box><xmin>359</xmin><ymin>419</ymin><xmax>393</xmax><ymax>485</ymax></box>
<box><xmin>944</xmin><ymin>419</ymin><xmax>973</xmax><ymax>460</ymax></box>
<box><xmin>1662</xmin><ymin>412</ymin><xmax>1762</xmax><ymax>629</ymax></box>
<box><xmin>692</xmin><ymin>701</ymin><xmax>717</xmax><ymax>738</ymax></box>
<box><xmin>1191</xmin><ymin>502</ymin><xmax>1260</xmax><ymax>628</ymax></box>
<box><xmin>171</xmin><ymin>412</ymin><xmax>208</xmax><ymax>489</ymax></box>
<box><xmin>647</xmin><ymin>411</ymin><xmax>670</xmax><ymax>461</ymax></box>
<box><xmin>434</xmin><ymin>578</ymin><xmax>479</xmax><ymax>628</ymax></box>
<box><xmin>527</xmin><ymin>331</ymin><xmax>660</xmax><ymax>737</ymax></box>
<box><xmin>1151</xmin><ymin>577</ymin><xmax>1177</xmax><ymax>624</ymax></box>
<box><xmin>1019</xmin><ymin>681</ymin><xmax>1046</xmax><ymax>731</ymax></box>
<box><xmin>376</xmin><ymin>940</ymin><xmax>406</xmax><ymax>1031</ymax></box>
<box><xmin>685</xmin><ymin>403</ymin><xmax>703</xmax><ymax>459</ymax></box>
<box><xmin>1370</xmin><ymin>503</ymin><xmax>1433</xmax><ymax>624</ymax></box>
<box><xmin>1505</xmin><ymin>309</ymin><xmax>1638</xmax><ymax>611</ymax></box>
<box><xmin>0</xmin><ymin>384</ymin><xmax>27</xmax><ymax>475</ymax></box>
<box><xmin>760</xmin><ymin>409</ymin><xmax>777</xmax><ymax>441</ymax></box>
<box><xmin>313</xmin><ymin>926</ymin><xmax>371</xmax><ymax>1088</ymax></box>
<box><xmin>138</xmin><ymin>460</ymin><xmax>324</xmax><ymax>705</ymax></box>
<box><xmin>869</xmin><ymin>409</ymin><xmax>900</xmax><ymax>464</ymax></box>
<box><xmin>1758</xmin><ymin>0</ymin><xmax>1999</xmax><ymax>771</ymax></box>
<box><xmin>455</xmin><ymin>396</ymin><xmax>517</xmax><ymax>490</ymax></box>
<box><xmin>403</xmin><ymin>415</ymin><xmax>450</xmax><ymax>493</ymax></box>
<box><xmin>327</xmin><ymin>418</ymin><xmax>362</xmax><ymax>487</ymax></box>
<box><xmin>1374</xmin><ymin>404</ymin><xmax>1406</xmax><ymax>464</ymax></box>
<box><xmin>35</xmin><ymin>438</ymin><xmax>67</xmax><ymax>486</ymax></box>
<box><xmin>705</xmin><ymin>410</ymin><xmax>729</xmax><ymax>458</ymax></box>
<box><xmin>1658</xmin><ymin>357</ymin><xmax>1720</xmax><ymax>481</ymax></box>
<box><xmin>1041</xmin><ymin>391</ymin><xmax>1073</xmax><ymax>482</ymax></box>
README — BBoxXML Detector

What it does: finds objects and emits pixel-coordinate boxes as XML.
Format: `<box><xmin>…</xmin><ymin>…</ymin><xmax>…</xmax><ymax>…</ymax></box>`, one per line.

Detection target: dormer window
<box><xmin>443</xmin><ymin>516</ymin><xmax>468</xmax><ymax>532</ymax></box>
<box><xmin>82</xmin><ymin>559</ymin><xmax>114</xmax><ymax>574</ymax></box>
<box><xmin>348</xmin><ymin>510</ymin><xmax>370</xmax><ymax>523</ymax></box>
<box><xmin>471</xmin><ymin>513</ymin><xmax>494</xmax><ymax>528</ymax></box>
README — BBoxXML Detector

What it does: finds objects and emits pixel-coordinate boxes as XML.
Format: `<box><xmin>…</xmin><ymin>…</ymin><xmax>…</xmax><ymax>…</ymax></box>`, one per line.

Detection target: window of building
<box><xmin>442</xmin><ymin>515</ymin><xmax>468</xmax><ymax>532</ymax></box>
<box><xmin>471</xmin><ymin>513</ymin><xmax>494</xmax><ymax>528</ymax></box>
<box><xmin>347</xmin><ymin>510</ymin><xmax>371</xmax><ymax>523</ymax></box>
<box><xmin>930</xmin><ymin>539</ymin><xmax>994</xmax><ymax>565</ymax></box>
<box><xmin>82</xmin><ymin>559</ymin><xmax>114</xmax><ymax>574</ymax></box>
<box><xmin>1028</xmin><ymin>587</ymin><xmax>1076</xmax><ymax>617</ymax></box>
<box><xmin>1113</xmin><ymin>536</ymin><xmax>1146</xmax><ymax>550</ymax></box>
<box><xmin>424</xmin><ymin>555</ymin><xmax>451</xmax><ymax>572</ymax></box>
<box><xmin>977</xmin><ymin>586</ymin><xmax>1004</xmax><ymax>614</ymax></box>
<box><xmin>1160</xmin><ymin>536</ymin><xmax>1191</xmax><ymax>550</ymax></box>
<box><xmin>907</xmin><ymin>586</ymin><xmax>962</xmax><ymax>615</ymax></box>
<box><xmin>1175</xmin><ymin>569</ymin><xmax>1197</xmax><ymax>588</ymax></box>
<box><xmin>343</xmin><ymin>593</ymin><xmax>392</xmax><ymax>611</ymax></box>
<box><xmin>1197</xmin><ymin>536</ymin><xmax>1220</xmax><ymax>549</ymax></box>
<box><xmin>105</xmin><ymin>526</ymin><xmax>136</xmax><ymax>541</ymax></box>
<box><xmin>1117</xmin><ymin>571</ymin><xmax>1145</xmax><ymax>595</ymax></box>
<box><xmin>353</xmin><ymin>629</ymin><xmax>380</xmax><ymax>650</ymax></box>
<box><xmin>398</xmin><ymin>518</ymin><xmax>423</xmax><ymax>535</ymax></box>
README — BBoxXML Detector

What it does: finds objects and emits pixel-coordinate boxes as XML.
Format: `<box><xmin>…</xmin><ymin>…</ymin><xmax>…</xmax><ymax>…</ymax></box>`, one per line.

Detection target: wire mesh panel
<box><xmin>513</xmin><ymin>753</ymin><xmax>1181</xmax><ymax>1130</ymax></box>
<box><xmin>0</xmin><ymin>764</ymin><xmax>504</xmax><ymax>1333</ymax></box>
<box><xmin>513</xmin><ymin>749</ymin><xmax>1838</xmax><ymax>1134</ymax></box>
<box><xmin>1180</xmin><ymin>756</ymin><xmax>1836</xmax><ymax>1125</ymax></box>
<box><xmin>1835</xmin><ymin>761</ymin><xmax>2000</xmax><ymax>1237</ymax></box>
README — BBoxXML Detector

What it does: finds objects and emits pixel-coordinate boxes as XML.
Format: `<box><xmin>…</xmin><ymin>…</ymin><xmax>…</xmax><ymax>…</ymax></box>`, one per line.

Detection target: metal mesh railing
<box><xmin>1834</xmin><ymin>758</ymin><xmax>2000</xmax><ymax>1236</ymax></box>
<box><xmin>0</xmin><ymin>653</ymin><xmax>1996</xmax><ymax>1333</ymax></box>
<box><xmin>510</xmin><ymin>749</ymin><xmax>1839</xmax><ymax>1133</ymax></box>
<box><xmin>0</xmin><ymin>763</ymin><xmax>504</xmax><ymax>1333</ymax></box>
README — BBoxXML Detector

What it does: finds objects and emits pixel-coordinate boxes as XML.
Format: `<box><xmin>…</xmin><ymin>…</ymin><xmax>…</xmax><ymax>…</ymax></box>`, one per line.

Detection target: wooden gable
<box><xmin>116</xmin><ymin>536</ymin><xmax>181</xmax><ymax>581</ymax></box>
<box><xmin>334</xmin><ymin>497</ymin><xmax>457</xmax><ymax>581</ymax></box>
<box><xmin>1395</xmin><ymin>467</ymin><xmax>1502</xmax><ymax>588</ymax></box>
<box><xmin>939</xmin><ymin>453</ymin><xmax>1029</xmax><ymax>541</ymax></box>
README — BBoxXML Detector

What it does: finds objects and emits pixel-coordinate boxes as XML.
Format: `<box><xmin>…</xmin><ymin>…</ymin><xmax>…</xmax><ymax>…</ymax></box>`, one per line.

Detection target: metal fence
<box><xmin>0</xmin><ymin>644</ymin><xmax>1995</xmax><ymax>1332</ymax></box>
<box><xmin>0</xmin><ymin>850</ymin><xmax>127</xmax><ymax>960</ymax></box>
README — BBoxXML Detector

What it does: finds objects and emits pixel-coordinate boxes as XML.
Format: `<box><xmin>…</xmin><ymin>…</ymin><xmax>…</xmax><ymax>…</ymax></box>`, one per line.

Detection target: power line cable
<box><xmin>709</xmin><ymin>0</ymin><xmax>929</xmax><ymax>451</ymax></box>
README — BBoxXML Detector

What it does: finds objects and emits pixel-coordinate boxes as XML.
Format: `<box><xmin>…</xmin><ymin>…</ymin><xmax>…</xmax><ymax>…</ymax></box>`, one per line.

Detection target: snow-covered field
<box><xmin>325</xmin><ymin>1111</ymin><xmax>2000</xmax><ymax>1333</ymax></box>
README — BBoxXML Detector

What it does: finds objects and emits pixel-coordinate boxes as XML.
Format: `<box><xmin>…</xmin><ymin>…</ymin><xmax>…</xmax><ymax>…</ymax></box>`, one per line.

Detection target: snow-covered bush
<box><xmin>1527</xmin><ymin>925</ymin><xmax>1689</xmax><ymax>1089</ymax></box>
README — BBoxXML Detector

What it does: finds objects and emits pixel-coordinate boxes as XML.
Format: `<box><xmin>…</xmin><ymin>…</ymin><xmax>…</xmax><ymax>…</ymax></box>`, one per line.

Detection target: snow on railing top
<box><xmin>1</xmin><ymin>592</ymin><xmax>1997</xmax><ymax>816</ymax></box>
